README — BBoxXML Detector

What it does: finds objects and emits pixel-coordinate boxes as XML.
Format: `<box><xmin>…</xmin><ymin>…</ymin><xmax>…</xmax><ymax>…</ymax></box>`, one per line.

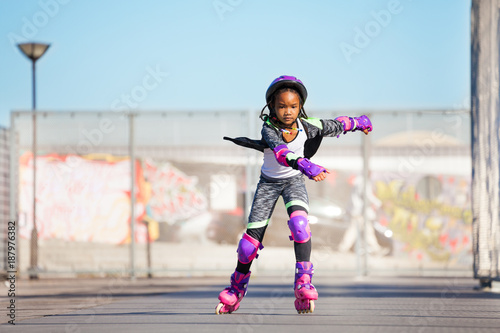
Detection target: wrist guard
<box><xmin>297</xmin><ymin>158</ymin><xmax>326</xmax><ymax>179</ymax></box>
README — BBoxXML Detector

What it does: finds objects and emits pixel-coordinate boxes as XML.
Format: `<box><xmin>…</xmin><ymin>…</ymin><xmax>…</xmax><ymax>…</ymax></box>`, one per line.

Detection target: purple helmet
<box><xmin>265</xmin><ymin>75</ymin><xmax>307</xmax><ymax>105</ymax></box>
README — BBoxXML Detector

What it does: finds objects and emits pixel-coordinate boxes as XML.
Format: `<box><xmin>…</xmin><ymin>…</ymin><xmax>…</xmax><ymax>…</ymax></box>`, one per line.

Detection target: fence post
<box><xmin>129</xmin><ymin>113</ymin><xmax>136</xmax><ymax>280</ymax></box>
<box><xmin>145</xmin><ymin>220</ymin><xmax>152</xmax><ymax>278</ymax></box>
<box><xmin>361</xmin><ymin>115</ymin><xmax>372</xmax><ymax>277</ymax></box>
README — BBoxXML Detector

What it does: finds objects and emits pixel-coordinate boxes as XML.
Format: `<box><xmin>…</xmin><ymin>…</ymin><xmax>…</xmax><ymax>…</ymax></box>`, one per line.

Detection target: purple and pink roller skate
<box><xmin>294</xmin><ymin>261</ymin><xmax>318</xmax><ymax>314</ymax></box>
<box><xmin>215</xmin><ymin>271</ymin><xmax>251</xmax><ymax>314</ymax></box>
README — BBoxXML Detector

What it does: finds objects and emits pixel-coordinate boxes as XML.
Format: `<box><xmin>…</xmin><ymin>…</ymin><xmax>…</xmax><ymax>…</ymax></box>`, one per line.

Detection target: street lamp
<box><xmin>17</xmin><ymin>42</ymin><xmax>50</xmax><ymax>280</ymax></box>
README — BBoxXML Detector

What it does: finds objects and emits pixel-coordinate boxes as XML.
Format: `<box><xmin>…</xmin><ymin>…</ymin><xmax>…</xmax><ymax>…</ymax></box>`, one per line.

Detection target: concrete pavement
<box><xmin>1</xmin><ymin>275</ymin><xmax>500</xmax><ymax>332</ymax></box>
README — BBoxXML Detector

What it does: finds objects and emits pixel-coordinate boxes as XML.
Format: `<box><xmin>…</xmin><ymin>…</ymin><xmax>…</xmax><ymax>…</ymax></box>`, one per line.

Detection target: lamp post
<box><xmin>17</xmin><ymin>42</ymin><xmax>50</xmax><ymax>280</ymax></box>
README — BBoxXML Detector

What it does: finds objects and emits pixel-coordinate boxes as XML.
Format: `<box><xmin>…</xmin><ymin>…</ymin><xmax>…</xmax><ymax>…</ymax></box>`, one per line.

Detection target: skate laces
<box><xmin>225</xmin><ymin>285</ymin><xmax>245</xmax><ymax>298</ymax></box>
<box><xmin>229</xmin><ymin>281</ymin><xmax>248</xmax><ymax>297</ymax></box>
<box><xmin>295</xmin><ymin>275</ymin><xmax>315</xmax><ymax>290</ymax></box>
<box><xmin>227</xmin><ymin>272</ymin><xmax>249</xmax><ymax>298</ymax></box>
<box><xmin>295</xmin><ymin>262</ymin><xmax>315</xmax><ymax>290</ymax></box>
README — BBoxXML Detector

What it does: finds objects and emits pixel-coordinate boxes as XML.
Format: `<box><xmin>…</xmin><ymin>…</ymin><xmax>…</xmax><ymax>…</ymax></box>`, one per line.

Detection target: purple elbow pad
<box><xmin>297</xmin><ymin>158</ymin><xmax>326</xmax><ymax>179</ymax></box>
<box><xmin>335</xmin><ymin>115</ymin><xmax>373</xmax><ymax>137</ymax></box>
<box><xmin>335</xmin><ymin>116</ymin><xmax>357</xmax><ymax>133</ymax></box>
<box><xmin>273</xmin><ymin>144</ymin><xmax>292</xmax><ymax>167</ymax></box>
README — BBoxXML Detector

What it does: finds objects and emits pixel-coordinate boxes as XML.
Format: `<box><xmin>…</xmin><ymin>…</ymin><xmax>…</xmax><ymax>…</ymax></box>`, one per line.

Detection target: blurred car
<box><xmin>267</xmin><ymin>197</ymin><xmax>393</xmax><ymax>254</ymax></box>
<box><xmin>206</xmin><ymin>208</ymin><xmax>246</xmax><ymax>245</ymax></box>
<box><xmin>157</xmin><ymin>212</ymin><xmax>214</xmax><ymax>243</ymax></box>
<box><xmin>206</xmin><ymin>196</ymin><xmax>393</xmax><ymax>255</ymax></box>
<box><xmin>264</xmin><ymin>197</ymin><xmax>348</xmax><ymax>248</ymax></box>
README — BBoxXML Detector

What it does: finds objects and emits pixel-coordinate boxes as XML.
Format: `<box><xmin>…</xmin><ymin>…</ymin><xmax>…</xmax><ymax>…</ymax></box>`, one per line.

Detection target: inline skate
<box><xmin>215</xmin><ymin>271</ymin><xmax>251</xmax><ymax>314</ymax></box>
<box><xmin>294</xmin><ymin>261</ymin><xmax>318</xmax><ymax>314</ymax></box>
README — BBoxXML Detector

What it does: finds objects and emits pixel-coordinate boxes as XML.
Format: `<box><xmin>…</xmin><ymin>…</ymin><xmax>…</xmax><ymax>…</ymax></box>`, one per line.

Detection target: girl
<box><xmin>216</xmin><ymin>75</ymin><xmax>372</xmax><ymax>314</ymax></box>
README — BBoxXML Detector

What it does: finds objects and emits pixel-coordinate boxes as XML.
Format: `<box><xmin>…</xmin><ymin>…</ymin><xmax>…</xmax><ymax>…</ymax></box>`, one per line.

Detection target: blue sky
<box><xmin>0</xmin><ymin>0</ymin><xmax>471</xmax><ymax>128</ymax></box>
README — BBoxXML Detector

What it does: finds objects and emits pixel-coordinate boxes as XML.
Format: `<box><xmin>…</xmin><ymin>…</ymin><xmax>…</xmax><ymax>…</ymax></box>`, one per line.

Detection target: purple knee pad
<box><xmin>288</xmin><ymin>213</ymin><xmax>311</xmax><ymax>243</ymax></box>
<box><xmin>335</xmin><ymin>115</ymin><xmax>373</xmax><ymax>136</ymax></box>
<box><xmin>237</xmin><ymin>233</ymin><xmax>264</xmax><ymax>264</ymax></box>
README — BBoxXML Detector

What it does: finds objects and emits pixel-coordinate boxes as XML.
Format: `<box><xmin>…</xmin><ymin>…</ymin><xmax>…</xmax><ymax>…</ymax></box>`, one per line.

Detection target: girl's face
<box><xmin>273</xmin><ymin>90</ymin><xmax>301</xmax><ymax>127</ymax></box>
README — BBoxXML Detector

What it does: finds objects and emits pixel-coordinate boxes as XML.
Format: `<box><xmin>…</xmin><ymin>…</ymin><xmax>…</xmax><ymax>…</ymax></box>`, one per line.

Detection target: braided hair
<box><xmin>259</xmin><ymin>87</ymin><xmax>309</xmax><ymax>130</ymax></box>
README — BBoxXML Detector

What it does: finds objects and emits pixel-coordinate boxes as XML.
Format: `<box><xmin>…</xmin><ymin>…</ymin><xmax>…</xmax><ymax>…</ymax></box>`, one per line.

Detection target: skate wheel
<box><xmin>295</xmin><ymin>300</ymin><xmax>315</xmax><ymax>314</ymax></box>
<box><xmin>215</xmin><ymin>303</ymin><xmax>224</xmax><ymax>315</ymax></box>
<box><xmin>215</xmin><ymin>302</ymin><xmax>240</xmax><ymax>314</ymax></box>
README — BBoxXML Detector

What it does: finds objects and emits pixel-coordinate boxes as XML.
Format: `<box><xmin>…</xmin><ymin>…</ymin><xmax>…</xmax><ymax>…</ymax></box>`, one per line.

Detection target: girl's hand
<box><xmin>312</xmin><ymin>169</ymin><xmax>330</xmax><ymax>182</ymax></box>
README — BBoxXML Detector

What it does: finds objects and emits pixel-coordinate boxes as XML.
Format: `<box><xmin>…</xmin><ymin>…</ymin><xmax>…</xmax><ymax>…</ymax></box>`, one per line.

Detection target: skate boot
<box><xmin>215</xmin><ymin>271</ymin><xmax>251</xmax><ymax>314</ymax></box>
<box><xmin>294</xmin><ymin>261</ymin><xmax>318</xmax><ymax>314</ymax></box>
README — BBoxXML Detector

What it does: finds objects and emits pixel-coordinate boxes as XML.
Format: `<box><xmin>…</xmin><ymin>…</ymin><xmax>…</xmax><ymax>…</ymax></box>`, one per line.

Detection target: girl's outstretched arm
<box><xmin>319</xmin><ymin>115</ymin><xmax>373</xmax><ymax>138</ymax></box>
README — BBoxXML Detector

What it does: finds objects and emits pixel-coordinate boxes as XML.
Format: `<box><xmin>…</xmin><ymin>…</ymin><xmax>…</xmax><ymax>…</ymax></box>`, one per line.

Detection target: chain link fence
<box><xmin>4</xmin><ymin>109</ymin><xmax>472</xmax><ymax>277</ymax></box>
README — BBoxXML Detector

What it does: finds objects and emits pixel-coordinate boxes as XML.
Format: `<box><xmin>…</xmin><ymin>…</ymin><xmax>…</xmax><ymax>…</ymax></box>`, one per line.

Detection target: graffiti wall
<box><xmin>18</xmin><ymin>153</ymin><xmax>209</xmax><ymax>244</ymax></box>
<box><xmin>373</xmin><ymin>172</ymin><xmax>472</xmax><ymax>265</ymax></box>
<box><xmin>142</xmin><ymin>158</ymin><xmax>207</xmax><ymax>224</ymax></box>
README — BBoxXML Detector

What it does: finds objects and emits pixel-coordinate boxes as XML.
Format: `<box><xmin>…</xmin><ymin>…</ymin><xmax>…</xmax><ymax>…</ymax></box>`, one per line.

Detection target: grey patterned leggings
<box><xmin>245</xmin><ymin>173</ymin><xmax>311</xmax><ymax>262</ymax></box>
